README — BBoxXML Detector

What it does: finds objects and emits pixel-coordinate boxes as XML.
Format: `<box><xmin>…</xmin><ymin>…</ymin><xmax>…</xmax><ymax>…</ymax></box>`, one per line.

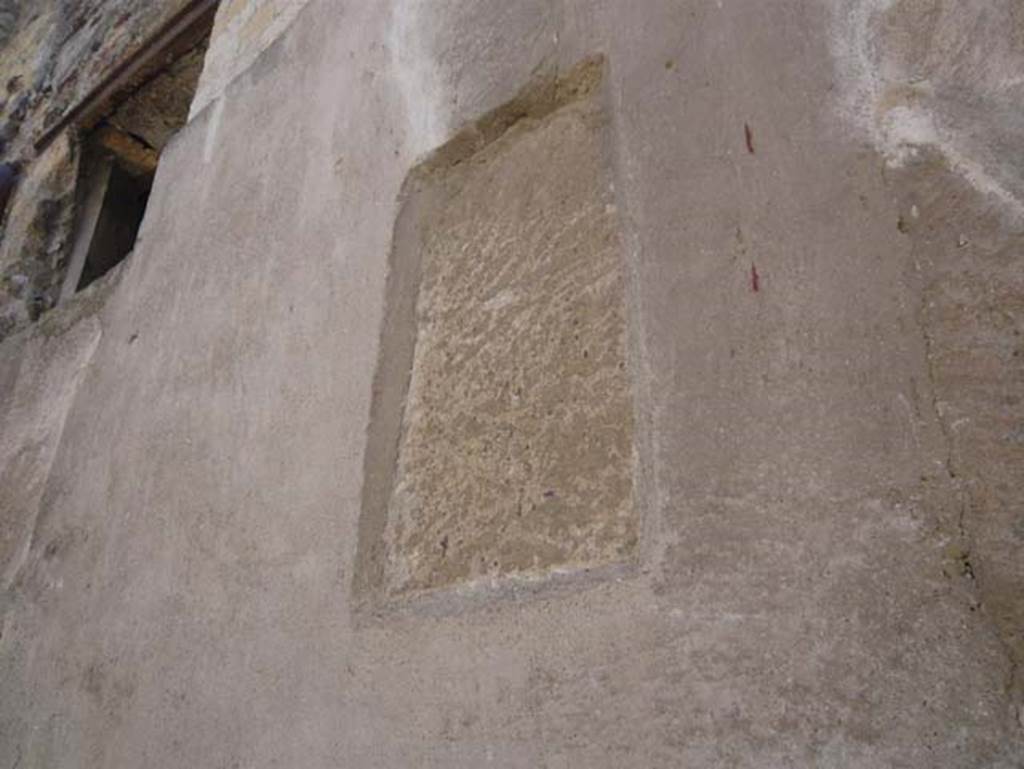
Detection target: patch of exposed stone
<box><xmin>357</xmin><ymin>60</ymin><xmax>637</xmax><ymax>603</ymax></box>
<box><xmin>0</xmin><ymin>0</ymin><xmax>197</xmax><ymax>341</ymax></box>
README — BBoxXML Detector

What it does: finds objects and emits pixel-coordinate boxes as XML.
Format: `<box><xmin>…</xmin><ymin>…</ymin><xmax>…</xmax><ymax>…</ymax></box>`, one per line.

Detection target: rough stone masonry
<box><xmin>0</xmin><ymin>1</ymin><xmax>1022</xmax><ymax>767</ymax></box>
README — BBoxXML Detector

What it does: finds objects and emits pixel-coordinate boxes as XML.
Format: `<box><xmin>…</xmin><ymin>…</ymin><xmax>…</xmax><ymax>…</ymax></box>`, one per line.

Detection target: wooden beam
<box><xmin>92</xmin><ymin>125</ymin><xmax>160</xmax><ymax>177</ymax></box>
<box><xmin>35</xmin><ymin>0</ymin><xmax>219</xmax><ymax>153</ymax></box>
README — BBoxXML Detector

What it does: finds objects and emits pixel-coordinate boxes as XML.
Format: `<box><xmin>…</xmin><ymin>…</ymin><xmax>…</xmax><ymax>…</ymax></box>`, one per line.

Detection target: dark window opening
<box><xmin>60</xmin><ymin>6</ymin><xmax>214</xmax><ymax>299</ymax></box>
<box><xmin>74</xmin><ymin>160</ymin><xmax>152</xmax><ymax>292</ymax></box>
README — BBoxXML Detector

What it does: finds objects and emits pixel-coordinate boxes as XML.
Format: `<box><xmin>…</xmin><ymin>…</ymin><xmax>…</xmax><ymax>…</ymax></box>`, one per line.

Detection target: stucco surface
<box><xmin>192</xmin><ymin>0</ymin><xmax>312</xmax><ymax>115</ymax></box>
<box><xmin>0</xmin><ymin>300</ymin><xmax>101</xmax><ymax>589</ymax></box>
<box><xmin>0</xmin><ymin>1</ymin><xmax>1021</xmax><ymax>767</ymax></box>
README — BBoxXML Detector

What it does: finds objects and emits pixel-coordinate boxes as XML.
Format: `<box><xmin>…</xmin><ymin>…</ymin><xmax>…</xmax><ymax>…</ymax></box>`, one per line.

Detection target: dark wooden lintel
<box><xmin>34</xmin><ymin>0</ymin><xmax>219</xmax><ymax>153</ymax></box>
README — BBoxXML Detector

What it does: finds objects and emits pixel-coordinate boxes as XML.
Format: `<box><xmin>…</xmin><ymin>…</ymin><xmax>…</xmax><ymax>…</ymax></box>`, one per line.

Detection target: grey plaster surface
<box><xmin>0</xmin><ymin>1</ymin><xmax>1022</xmax><ymax>766</ymax></box>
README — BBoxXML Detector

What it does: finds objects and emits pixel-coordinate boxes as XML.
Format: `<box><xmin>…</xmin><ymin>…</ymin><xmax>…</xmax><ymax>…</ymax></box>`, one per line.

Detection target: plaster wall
<box><xmin>193</xmin><ymin>0</ymin><xmax>314</xmax><ymax>115</ymax></box>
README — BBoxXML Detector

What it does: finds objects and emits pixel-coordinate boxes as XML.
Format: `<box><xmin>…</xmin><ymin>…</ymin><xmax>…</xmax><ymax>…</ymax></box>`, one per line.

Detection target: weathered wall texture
<box><xmin>0</xmin><ymin>0</ymin><xmax>196</xmax><ymax>157</ymax></box>
<box><xmin>0</xmin><ymin>1</ymin><xmax>1022</xmax><ymax>767</ymax></box>
<box><xmin>0</xmin><ymin>0</ymin><xmax>200</xmax><ymax>338</ymax></box>
<box><xmin>832</xmin><ymin>0</ymin><xmax>1024</xmax><ymax>704</ymax></box>
<box><xmin>0</xmin><ymin>134</ymin><xmax>78</xmax><ymax>333</ymax></box>
<box><xmin>833</xmin><ymin>0</ymin><xmax>1024</xmax><ymax>216</ymax></box>
<box><xmin>0</xmin><ymin>296</ymin><xmax>101</xmax><ymax>590</ymax></box>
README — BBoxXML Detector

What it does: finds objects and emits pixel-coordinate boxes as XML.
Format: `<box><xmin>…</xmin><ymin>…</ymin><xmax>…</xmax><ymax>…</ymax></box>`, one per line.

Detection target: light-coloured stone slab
<box><xmin>361</xmin><ymin>62</ymin><xmax>636</xmax><ymax>599</ymax></box>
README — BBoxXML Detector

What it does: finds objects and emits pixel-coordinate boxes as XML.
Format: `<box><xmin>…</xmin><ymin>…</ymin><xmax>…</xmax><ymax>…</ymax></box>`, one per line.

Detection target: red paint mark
<box><xmin>751</xmin><ymin>264</ymin><xmax>760</xmax><ymax>293</ymax></box>
<box><xmin>744</xmin><ymin>123</ymin><xmax>755</xmax><ymax>154</ymax></box>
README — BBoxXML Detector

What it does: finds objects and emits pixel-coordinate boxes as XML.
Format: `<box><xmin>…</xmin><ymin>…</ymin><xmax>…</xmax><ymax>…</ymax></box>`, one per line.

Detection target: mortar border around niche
<box><xmin>351</xmin><ymin>55</ymin><xmax>647</xmax><ymax>621</ymax></box>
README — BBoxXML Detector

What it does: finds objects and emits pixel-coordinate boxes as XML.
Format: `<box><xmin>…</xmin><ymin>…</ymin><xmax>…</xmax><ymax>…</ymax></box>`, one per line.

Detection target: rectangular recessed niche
<box><xmin>355</xmin><ymin>58</ymin><xmax>636</xmax><ymax>604</ymax></box>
